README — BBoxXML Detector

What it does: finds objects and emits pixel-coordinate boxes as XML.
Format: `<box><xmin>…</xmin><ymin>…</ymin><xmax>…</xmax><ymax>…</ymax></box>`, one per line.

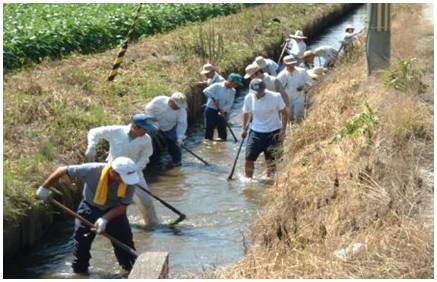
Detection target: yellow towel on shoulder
<box><xmin>94</xmin><ymin>164</ymin><xmax>127</xmax><ymax>205</ymax></box>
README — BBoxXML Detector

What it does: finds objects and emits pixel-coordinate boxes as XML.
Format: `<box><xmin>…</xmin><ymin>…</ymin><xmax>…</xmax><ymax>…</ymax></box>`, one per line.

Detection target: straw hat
<box><xmin>307</xmin><ymin>67</ymin><xmax>325</xmax><ymax>79</ymax></box>
<box><xmin>244</xmin><ymin>63</ymin><xmax>261</xmax><ymax>79</ymax></box>
<box><xmin>200</xmin><ymin>63</ymin><xmax>216</xmax><ymax>75</ymax></box>
<box><xmin>283</xmin><ymin>55</ymin><xmax>298</xmax><ymax>66</ymax></box>
<box><xmin>303</xmin><ymin>50</ymin><xmax>315</xmax><ymax>58</ymax></box>
<box><xmin>289</xmin><ymin>30</ymin><xmax>307</xmax><ymax>39</ymax></box>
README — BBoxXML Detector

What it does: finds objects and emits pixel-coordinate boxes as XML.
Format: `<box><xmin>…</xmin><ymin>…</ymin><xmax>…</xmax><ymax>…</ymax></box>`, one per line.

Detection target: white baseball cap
<box><xmin>170</xmin><ymin>92</ymin><xmax>187</xmax><ymax>109</ymax></box>
<box><xmin>111</xmin><ymin>157</ymin><xmax>140</xmax><ymax>185</ymax></box>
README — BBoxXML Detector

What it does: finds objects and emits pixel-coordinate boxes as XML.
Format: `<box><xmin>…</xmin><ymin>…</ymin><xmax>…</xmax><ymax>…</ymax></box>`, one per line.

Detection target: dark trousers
<box><xmin>204</xmin><ymin>107</ymin><xmax>227</xmax><ymax>140</ymax></box>
<box><xmin>72</xmin><ymin>201</ymin><xmax>136</xmax><ymax>273</ymax></box>
<box><xmin>151</xmin><ymin>126</ymin><xmax>182</xmax><ymax>164</ymax></box>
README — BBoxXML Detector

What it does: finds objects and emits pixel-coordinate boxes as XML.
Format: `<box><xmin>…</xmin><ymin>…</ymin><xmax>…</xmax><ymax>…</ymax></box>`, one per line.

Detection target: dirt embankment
<box><xmin>218</xmin><ymin>4</ymin><xmax>433</xmax><ymax>279</ymax></box>
<box><xmin>3</xmin><ymin>4</ymin><xmax>359</xmax><ymax>260</ymax></box>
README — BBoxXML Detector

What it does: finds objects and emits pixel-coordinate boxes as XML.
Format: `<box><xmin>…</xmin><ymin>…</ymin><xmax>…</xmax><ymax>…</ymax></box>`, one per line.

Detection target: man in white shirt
<box><xmin>145</xmin><ymin>92</ymin><xmax>188</xmax><ymax>167</ymax></box>
<box><xmin>241</xmin><ymin>79</ymin><xmax>288</xmax><ymax>178</ymax></box>
<box><xmin>314</xmin><ymin>45</ymin><xmax>338</xmax><ymax>67</ymax></box>
<box><xmin>244</xmin><ymin>63</ymin><xmax>289</xmax><ymax>107</ymax></box>
<box><xmin>277</xmin><ymin>55</ymin><xmax>313</xmax><ymax>123</ymax></box>
<box><xmin>254</xmin><ymin>56</ymin><xmax>279</xmax><ymax>76</ymax></box>
<box><xmin>203</xmin><ymin>73</ymin><xmax>243</xmax><ymax>141</ymax></box>
<box><xmin>84</xmin><ymin>114</ymin><xmax>159</xmax><ymax>226</ymax></box>
<box><xmin>286</xmin><ymin>30</ymin><xmax>308</xmax><ymax>63</ymax></box>
<box><xmin>200</xmin><ymin>63</ymin><xmax>225</xmax><ymax>86</ymax></box>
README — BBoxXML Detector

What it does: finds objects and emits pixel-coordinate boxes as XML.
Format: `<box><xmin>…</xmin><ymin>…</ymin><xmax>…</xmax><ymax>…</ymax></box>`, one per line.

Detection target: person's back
<box><xmin>85</xmin><ymin>115</ymin><xmax>159</xmax><ymax>226</ymax></box>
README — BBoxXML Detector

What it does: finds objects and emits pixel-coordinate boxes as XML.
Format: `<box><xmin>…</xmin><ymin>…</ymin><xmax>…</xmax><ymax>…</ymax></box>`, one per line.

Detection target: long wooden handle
<box><xmin>49</xmin><ymin>198</ymin><xmax>138</xmax><ymax>258</ymax></box>
<box><xmin>227</xmin><ymin>137</ymin><xmax>245</xmax><ymax>180</ymax></box>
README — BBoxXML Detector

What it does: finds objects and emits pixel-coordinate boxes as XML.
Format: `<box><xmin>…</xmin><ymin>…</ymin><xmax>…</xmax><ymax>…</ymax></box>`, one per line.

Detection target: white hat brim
<box><xmin>120</xmin><ymin>172</ymin><xmax>140</xmax><ymax>185</ymax></box>
<box><xmin>289</xmin><ymin>35</ymin><xmax>307</xmax><ymax>39</ymax></box>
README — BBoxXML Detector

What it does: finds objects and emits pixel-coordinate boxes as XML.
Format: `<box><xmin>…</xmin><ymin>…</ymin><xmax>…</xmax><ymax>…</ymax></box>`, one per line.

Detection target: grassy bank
<box><xmin>3</xmin><ymin>4</ymin><xmax>348</xmax><ymax>226</ymax></box>
<box><xmin>216</xmin><ymin>4</ymin><xmax>433</xmax><ymax>278</ymax></box>
<box><xmin>4</xmin><ymin>3</ymin><xmax>250</xmax><ymax>70</ymax></box>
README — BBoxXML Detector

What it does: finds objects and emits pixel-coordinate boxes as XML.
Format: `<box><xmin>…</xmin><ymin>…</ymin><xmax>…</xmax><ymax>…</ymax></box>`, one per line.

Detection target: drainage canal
<box><xmin>4</xmin><ymin>5</ymin><xmax>367</xmax><ymax>279</ymax></box>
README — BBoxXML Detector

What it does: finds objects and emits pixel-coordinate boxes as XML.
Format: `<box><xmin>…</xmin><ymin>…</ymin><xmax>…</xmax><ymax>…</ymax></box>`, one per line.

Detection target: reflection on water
<box><xmin>3</xmin><ymin>5</ymin><xmax>367</xmax><ymax>279</ymax></box>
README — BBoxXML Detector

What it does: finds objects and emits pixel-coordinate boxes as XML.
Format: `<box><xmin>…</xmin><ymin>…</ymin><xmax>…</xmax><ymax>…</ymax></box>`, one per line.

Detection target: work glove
<box><xmin>95</xmin><ymin>217</ymin><xmax>108</xmax><ymax>234</ymax></box>
<box><xmin>176</xmin><ymin>139</ymin><xmax>184</xmax><ymax>147</ymax></box>
<box><xmin>36</xmin><ymin>186</ymin><xmax>52</xmax><ymax>201</ymax></box>
<box><xmin>85</xmin><ymin>147</ymin><xmax>96</xmax><ymax>162</ymax></box>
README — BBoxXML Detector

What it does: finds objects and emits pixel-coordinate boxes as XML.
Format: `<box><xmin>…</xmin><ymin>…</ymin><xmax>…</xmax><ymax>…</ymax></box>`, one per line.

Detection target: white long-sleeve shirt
<box><xmin>144</xmin><ymin>96</ymin><xmax>187</xmax><ymax>141</ymax></box>
<box><xmin>287</xmin><ymin>39</ymin><xmax>307</xmax><ymax>59</ymax></box>
<box><xmin>86</xmin><ymin>125</ymin><xmax>153</xmax><ymax>171</ymax></box>
<box><xmin>277</xmin><ymin>67</ymin><xmax>313</xmax><ymax>98</ymax></box>
<box><xmin>203</xmin><ymin>81</ymin><xmax>236</xmax><ymax>113</ymax></box>
<box><xmin>314</xmin><ymin>45</ymin><xmax>338</xmax><ymax>66</ymax></box>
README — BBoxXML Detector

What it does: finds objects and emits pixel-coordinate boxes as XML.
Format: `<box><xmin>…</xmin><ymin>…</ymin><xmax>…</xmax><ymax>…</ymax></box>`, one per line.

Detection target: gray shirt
<box><xmin>67</xmin><ymin>163</ymin><xmax>135</xmax><ymax>210</ymax></box>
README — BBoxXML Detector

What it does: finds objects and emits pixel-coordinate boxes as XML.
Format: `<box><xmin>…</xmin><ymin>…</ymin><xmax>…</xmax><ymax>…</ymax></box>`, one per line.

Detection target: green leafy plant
<box><xmin>330</xmin><ymin>103</ymin><xmax>379</xmax><ymax>144</ymax></box>
<box><xmin>383</xmin><ymin>57</ymin><xmax>428</xmax><ymax>93</ymax></box>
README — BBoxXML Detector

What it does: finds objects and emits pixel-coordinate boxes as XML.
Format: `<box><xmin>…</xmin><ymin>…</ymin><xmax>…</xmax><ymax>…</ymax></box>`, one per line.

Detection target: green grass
<box><xmin>4</xmin><ymin>3</ymin><xmax>250</xmax><ymax>70</ymax></box>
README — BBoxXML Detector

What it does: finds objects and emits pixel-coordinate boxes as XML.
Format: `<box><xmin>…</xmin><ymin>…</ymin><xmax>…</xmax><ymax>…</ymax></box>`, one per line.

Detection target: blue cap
<box><xmin>132</xmin><ymin>114</ymin><xmax>159</xmax><ymax>132</ymax></box>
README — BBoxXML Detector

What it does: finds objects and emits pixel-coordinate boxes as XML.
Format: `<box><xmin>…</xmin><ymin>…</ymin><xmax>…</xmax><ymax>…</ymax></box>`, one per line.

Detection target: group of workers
<box><xmin>35</xmin><ymin>24</ymin><xmax>359</xmax><ymax>275</ymax></box>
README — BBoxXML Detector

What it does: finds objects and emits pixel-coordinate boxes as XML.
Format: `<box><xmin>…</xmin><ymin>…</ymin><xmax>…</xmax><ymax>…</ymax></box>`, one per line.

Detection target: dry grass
<box><xmin>217</xmin><ymin>4</ymin><xmax>433</xmax><ymax>279</ymax></box>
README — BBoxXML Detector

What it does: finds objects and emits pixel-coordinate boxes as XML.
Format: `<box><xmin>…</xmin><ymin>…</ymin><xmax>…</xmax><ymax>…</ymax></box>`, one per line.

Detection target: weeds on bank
<box><xmin>329</xmin><ymin>103</ymin><xmax>378</xmax><ymax>144</ymax></box>
<box><xmin>383</xmin><ymin>57</ymin><xmax>428</xmax><ymax>93</ymax></box>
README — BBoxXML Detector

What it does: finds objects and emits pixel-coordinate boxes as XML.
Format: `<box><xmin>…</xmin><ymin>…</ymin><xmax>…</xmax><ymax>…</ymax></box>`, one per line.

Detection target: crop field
<box><xmin>3</xmin><ymin>3</ymin><xmax>248</xmax><ymax>70</ymax></box>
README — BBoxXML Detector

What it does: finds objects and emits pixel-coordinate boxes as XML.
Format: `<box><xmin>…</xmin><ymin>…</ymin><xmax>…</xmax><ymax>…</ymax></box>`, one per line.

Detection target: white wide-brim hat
<box><xmin>307</xmin><ymin>66</ymin><xmax>325</xmax><ymax>79</ymax></box>
<box><xmin>289</xmin><ymin>30</ymin><xmax>307</xmax><ymax>39</ymax></box>
<box><xmin>345</xmin><ymin>24</ymin><xmax>355</xmax><ymax>31</ymax></box>
<box><xmin>254</xmin><ymin>56</ymin><xmax>267</xmax><ymax>69</ymax></box>
<box><xmin>283</xmin><ymin>55</ymin><xmax>298</xmax><ymax>66</ymax></box>
<box><xmin>244</xmin><ymin>63</ymin><xmax>261</xmax><ymax>79</ymax></box>
<box><xmin>200</xmin><ymin>63</ymin><xmax>216</xmax><ymax>75</ymax></box>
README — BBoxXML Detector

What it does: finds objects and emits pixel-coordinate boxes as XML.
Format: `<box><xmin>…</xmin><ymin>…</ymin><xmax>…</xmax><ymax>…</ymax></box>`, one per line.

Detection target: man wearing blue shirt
<box><xmin>202</xmin><ymin>73</ymin><xmax>243</xmax><ymax>141</ymax></box>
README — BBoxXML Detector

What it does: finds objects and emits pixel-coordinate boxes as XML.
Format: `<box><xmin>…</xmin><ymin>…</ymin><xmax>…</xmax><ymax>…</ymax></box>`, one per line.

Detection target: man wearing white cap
<box><xmin>342</xmin><ymin>24</ymin><xmax>361</xmax><ymax>53</ymax></box>
<box><xmin>200</xmin><ymin>63</ymin><xmax>225</xmax><ymax>86</ymax></box>
<box><xmin>254</xmin><ymin>56</ymin><xmax>279</xmax><ymax>76</ymax></box>
<box><xmin>277</xmin><ymin>55</ymin><xmax>313</xmax><ymax>122</ymax></box>
<box><xmin>145</xmin><ymin>92</ymin><xmax>188</xmax><ymax>167</ymax></box>
<box><xmin>36</xmin><ymin>156</ymin><xmax>139</xmax><ymax>273</ymax></box>
<box><xmin>241</xmin><ymin>79</ymin><xmax>288</xmax><ymax>178</ymax></box>
<box><xmin>84</xmin><ymin>114</ymin><xmax>159</xmax><ymax>226</ymax></box>
<box><xmin>286</xmin><ymin>30</ymin><xmax>308</xmax><ymax>62</ymax></box>
<box><xmin>244</xmin><ymin>63</ymin><xmax>289</xmax><ymax>107</ymax></box>
<box><xmin>203</xmin><ymin>73</ymin><xmax>244</xmax><ymax>141</ymax></box>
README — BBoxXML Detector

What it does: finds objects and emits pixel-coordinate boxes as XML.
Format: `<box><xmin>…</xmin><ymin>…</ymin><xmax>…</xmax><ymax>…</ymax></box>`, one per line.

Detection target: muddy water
<box><xmin>4</xmin><ymin>5</ymin><xmax>367</xmax><ymax>279</ymax></box>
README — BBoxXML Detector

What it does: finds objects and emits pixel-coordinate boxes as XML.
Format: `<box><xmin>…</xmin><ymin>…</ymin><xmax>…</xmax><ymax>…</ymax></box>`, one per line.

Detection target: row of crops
<box><xmin>4</xmin><ymin>3</ymin><xmax>251</xmax><ymax>71</ymax></box>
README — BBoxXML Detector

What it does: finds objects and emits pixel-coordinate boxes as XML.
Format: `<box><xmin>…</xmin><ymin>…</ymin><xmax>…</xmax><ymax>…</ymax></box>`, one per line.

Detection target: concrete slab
<box><xmin>128</xmin><ymin>252</ymin><xmax>169</xmax><ymax>279</ymax></box>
